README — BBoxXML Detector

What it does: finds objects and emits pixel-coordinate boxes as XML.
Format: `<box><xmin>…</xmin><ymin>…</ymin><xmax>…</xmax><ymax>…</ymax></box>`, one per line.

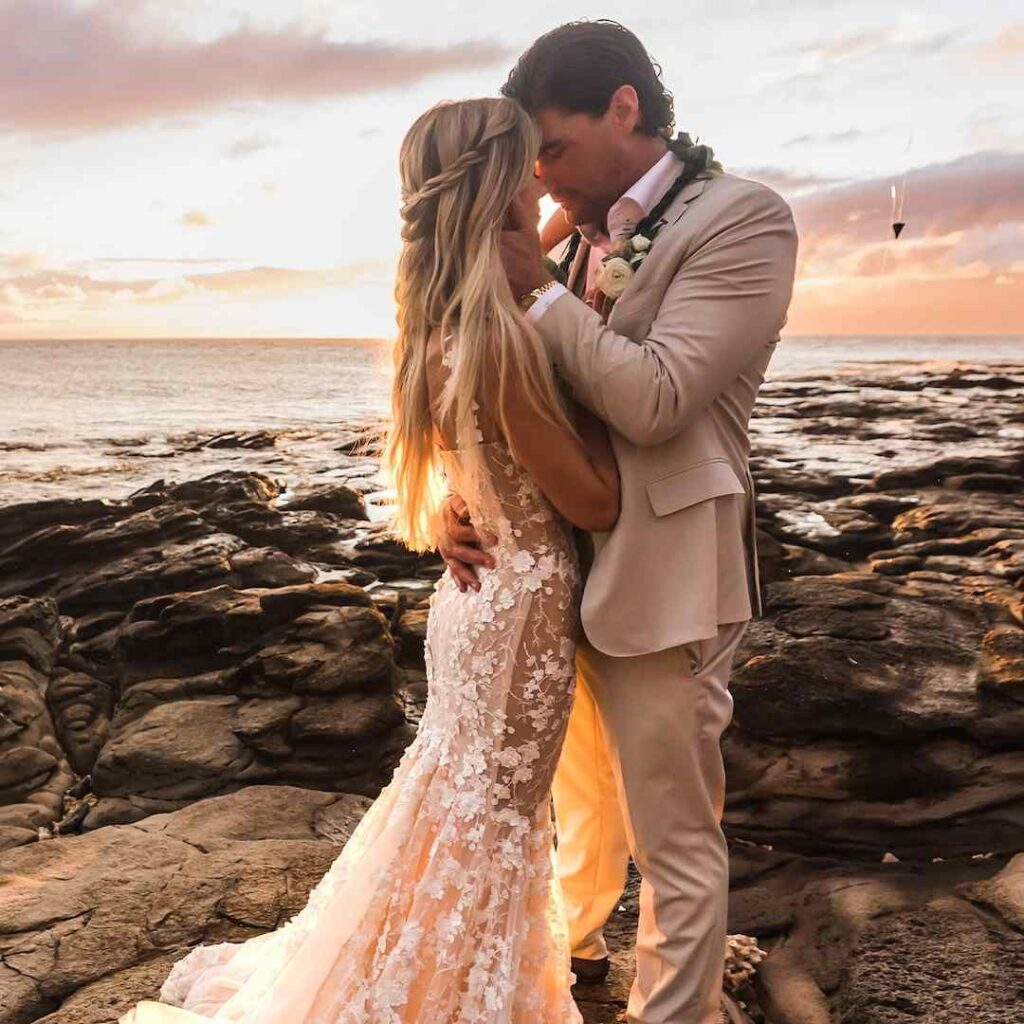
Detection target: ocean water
<box><xmin>1</xmin><ymin>335</ymin><xmax>1021</xmax><ymax>509</ymax></box>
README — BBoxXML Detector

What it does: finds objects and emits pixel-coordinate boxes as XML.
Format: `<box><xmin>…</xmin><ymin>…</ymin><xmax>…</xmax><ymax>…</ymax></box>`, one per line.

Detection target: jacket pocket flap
<box><xmin>645</xmin><ymin>458</ymin><xmax>746</xmax><ymax>517</ymax></box>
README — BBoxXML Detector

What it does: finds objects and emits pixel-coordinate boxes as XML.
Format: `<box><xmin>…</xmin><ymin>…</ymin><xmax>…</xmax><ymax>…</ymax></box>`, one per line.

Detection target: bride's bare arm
<box><xmin>569</xmin><ymin>400</ymin><xmax>620</xmax><ymax>518</ymax></box>
<box><xmin>435</xmin><ymin>400</ymin><xmax>618</xmax><ymax>590</ymax></box>
<box><xmin>431</xmin><ymin>324</ymin><xmax>618</xmax><ymax>589</ymax></box>
<box><xmin>500</xmin><ymin>385</ymin><xmax>620</xmax><ymax>533</ymax></box>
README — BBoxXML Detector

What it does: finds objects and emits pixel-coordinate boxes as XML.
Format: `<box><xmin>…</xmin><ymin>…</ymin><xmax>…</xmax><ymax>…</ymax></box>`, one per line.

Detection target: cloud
<box><xmin>226</xmin><ymin>134</ymin><xmax>277</xmax><ymax>159</ymax></box>
<box><xmin>786</xmin><ymin>270</ymin><xmax>1019</xmax><ymax>333</ymax></box>
<box><xmin>787</xmin><ymin>268</ymin><xmax>1023</xmax><ymax>335</ymax></box>
<box><xmin>799</xmin><ymin>28</ymin><xmax>891</xmax><ymax>60</ymax></box>
<box><xmin>791</xmin><ymin>26</ymin><xmax>957</xmax><ymax>62</ymax></box>
<box><xmin>785</xmin><ymin>129</ymin><xmax>865</xmax><ymax>147</ymax></box>
<box><xmin>87</xmin><ymin>256</ymin><xmax>246</xmax><ymax>265</ymax></box>
<box><xmin>779</xmin><ymin>149</ymin><xmax>1024</xmax><ymax>333</ymax></box>
<box><xmin>187</xmin><ymin>264</ymin><xmax>385</xmax><ymax>294</ymax></box>
<box><xmin>0</xmin><ymin>270</ymin><xmax>146</xmax><ymax>306</ymax></box>
<box><xmin>977</xmin><ymin>21</ymin><xmax>1024</xmax><ymax>59</ymax></box>
<box><xmin>790</xmin><ymin>150</ymin><xmax>1024</xmax><ymax>254</ymax></box>
<box><xmin>734</xmin><ymin>167</ymin><xmax>845</xmax><ymax>192</ymax></box>
<box><xmin>0</xmin><ymin>257</ymin><xmax>401</xmax><ymax>338</ymax></box>
<box><xmin>0</xmin><ymin>261</ymin><xmax>386</xmax><ymax>311</ymax></box>
<box><xmin>831</xmin><ymin>238</ymin><xmax>967</xmax><ymax>280</ymax></box>
<box><xmin>0</xmin><ymin>251</ymin><xmax>42</xmax><ymax>273</ymax></box>
<box><xmin>180</xmin><ymin>210</ymin><xmax>212</xmax><ymax>227</ymax></box>
<box><xmin>144</xmin><ymin>277</ymin><xmax>201</xmax><ymax>302</ymax></box>
<box><xmin>0</xmin><ymin>0</ymin><xmax>511</xmax><ymax>134</ymax></box>
<box><xmin>769</xmin><ymin>26</ymin><xmax>959</xmax><ymax>94</ymax></box>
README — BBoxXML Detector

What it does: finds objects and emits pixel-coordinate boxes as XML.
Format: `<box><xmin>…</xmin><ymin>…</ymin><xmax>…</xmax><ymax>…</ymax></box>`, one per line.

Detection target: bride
<box><xmin>118</xmin><ymin>95</ymin><xmax>620</xmax><ymax>1024</ymax></box>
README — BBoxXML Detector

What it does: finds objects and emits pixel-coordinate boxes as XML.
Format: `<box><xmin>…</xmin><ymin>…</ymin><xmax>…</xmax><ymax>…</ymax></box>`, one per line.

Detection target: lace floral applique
<box><xmin>440</xmin><ymin>333</ymin><xmax>487</xmax><ymax>446</ymax></box>
<box><xmin>149</xmin><ymin>340</ymin><xmax>584</xmax><ymax>1024</ymax></box>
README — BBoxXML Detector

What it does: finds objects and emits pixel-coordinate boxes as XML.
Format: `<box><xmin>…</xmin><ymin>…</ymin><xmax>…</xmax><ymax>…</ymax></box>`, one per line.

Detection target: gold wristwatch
<box><xmin>519</xmin><ymin>279</ymin><xmax>559</xmax><ymax>312</ymax></box>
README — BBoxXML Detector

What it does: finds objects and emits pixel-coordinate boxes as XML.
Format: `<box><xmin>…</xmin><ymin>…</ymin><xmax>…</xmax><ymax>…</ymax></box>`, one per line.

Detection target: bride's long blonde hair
<box><xmin>385</xmin><ymin>97</ymin><xmax>578</xmax><ymax>552</ymax></box>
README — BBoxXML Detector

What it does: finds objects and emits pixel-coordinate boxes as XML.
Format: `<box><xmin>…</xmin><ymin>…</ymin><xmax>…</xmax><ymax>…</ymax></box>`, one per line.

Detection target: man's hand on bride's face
<box><xmin>437</xmin><ymin>495</ymin><xmax>497</xmax><ymax>593</ymax></box>
<box><xmin>500</xmin><ymin>190</ymin><xmax>553</xmax><ymax>301</ymax></box>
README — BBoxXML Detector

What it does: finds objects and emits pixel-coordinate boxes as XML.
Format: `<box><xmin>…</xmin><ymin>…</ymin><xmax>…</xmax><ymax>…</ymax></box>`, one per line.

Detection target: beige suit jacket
<box><xmin>535</xmin><ymin>171</ymin><xmax>798</xmax><ymax>657</ymax></box>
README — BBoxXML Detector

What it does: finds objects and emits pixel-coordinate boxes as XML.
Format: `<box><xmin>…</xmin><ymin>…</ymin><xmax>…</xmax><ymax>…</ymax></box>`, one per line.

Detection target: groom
<box><xmin>439</xmin><ymin>20</ymin><xmax>797</xmax><ymax>1024</ymax></box>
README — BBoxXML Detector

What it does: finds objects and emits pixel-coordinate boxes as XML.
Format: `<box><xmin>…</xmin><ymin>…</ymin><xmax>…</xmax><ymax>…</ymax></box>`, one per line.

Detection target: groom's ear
<box><xmin>608</xmin><ymin>84</ymin><xmax>641</xmax><ymax>134</ymax></box>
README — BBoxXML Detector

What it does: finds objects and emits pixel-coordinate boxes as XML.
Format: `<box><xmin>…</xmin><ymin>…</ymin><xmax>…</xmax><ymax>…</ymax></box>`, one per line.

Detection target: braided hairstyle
<box><xmin>386</xmin><ymin>97</ymin><xmax>578</xmax><ymax>552</ymax></box>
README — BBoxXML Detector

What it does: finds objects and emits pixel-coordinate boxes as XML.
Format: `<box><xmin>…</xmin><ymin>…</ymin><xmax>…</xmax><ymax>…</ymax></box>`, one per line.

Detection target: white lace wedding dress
<box><xmin>119</xmin><ymin>405</ymin><xmax>586</xmax><ymax>1022</ymax></box>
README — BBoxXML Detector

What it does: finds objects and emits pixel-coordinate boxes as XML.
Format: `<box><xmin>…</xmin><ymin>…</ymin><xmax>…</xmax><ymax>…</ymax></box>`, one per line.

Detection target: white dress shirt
<box><xmin>527</xmin><ymin>149</ymin><xmax>682</xmax><ymax>321</ymax></box>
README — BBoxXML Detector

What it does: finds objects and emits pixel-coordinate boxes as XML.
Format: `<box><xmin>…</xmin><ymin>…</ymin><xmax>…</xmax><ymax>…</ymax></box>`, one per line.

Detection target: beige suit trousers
<box><xmin>552</xmin><ymin>620</ymin><xmax>747</xmax><ymax>1024</ymax></box>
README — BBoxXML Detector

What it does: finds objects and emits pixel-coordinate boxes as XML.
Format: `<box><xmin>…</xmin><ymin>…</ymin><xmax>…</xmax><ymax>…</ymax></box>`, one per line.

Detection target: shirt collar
<box><xmin>579</xmin><ymin>149</ymin><xmax>681</xmax><ymax>249</ymax></box>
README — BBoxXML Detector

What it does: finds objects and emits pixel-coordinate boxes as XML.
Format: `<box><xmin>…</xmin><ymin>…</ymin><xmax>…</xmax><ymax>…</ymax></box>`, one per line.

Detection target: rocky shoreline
<box><xmin>1</xmin><ymin>363</ymin><xmax>1022</xmax><ymax>1023</ymax></box>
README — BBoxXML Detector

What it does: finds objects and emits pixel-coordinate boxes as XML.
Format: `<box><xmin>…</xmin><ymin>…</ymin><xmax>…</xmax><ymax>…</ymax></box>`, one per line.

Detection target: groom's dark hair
<box><xmin>501</xmin><ymin>20</ymin><xmax>675</xmax><ymax>138</ymax></box>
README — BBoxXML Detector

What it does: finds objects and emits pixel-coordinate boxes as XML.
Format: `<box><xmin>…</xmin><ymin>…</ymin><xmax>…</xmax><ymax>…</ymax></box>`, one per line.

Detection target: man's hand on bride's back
<box><xmin>436</xmin><ymin>495</ymin><xmax>496</xmax><ymax>593</ymax></box>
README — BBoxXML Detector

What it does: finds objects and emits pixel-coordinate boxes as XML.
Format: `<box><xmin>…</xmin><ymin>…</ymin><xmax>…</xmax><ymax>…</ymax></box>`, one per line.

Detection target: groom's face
<box><xmin>533</xmin><ymin>97</ymin><xmax>638</xmax><ymax>227</ymax></box>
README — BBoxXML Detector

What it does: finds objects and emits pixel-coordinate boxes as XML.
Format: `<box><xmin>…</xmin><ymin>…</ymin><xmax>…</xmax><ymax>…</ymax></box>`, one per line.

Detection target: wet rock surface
<box><xmin>81</xmin><ymin>580</ymin><xmax>413</xmax><ymax>826</ymax></box>
<box><xmin>575</xmin><ymin>847</ymin><xmax>1024</xmax><ymax>1024</ymax></box>
<box><xmin>0</xmin><ymin>596</ymin><xmax>73</xmax><ymax>849</ymax></box>
<box><xmin>0</xmin><ymin>785</ymin><xmax>372</xmax><ymax>1024</ymax></box>
<box><xmin>0</xmin><ymin>470</ymin><xmax>439</xmax><ymax>848</ymax></box>
<box><xmin>0</xmin><ymin>364</ymin><xmax>1021</xmax><ymax>1022</ymax></box>
<box><xmin>730</xmin><ymin>366</ymin><xmax>1024</xmax><ymax>869</ymax></box>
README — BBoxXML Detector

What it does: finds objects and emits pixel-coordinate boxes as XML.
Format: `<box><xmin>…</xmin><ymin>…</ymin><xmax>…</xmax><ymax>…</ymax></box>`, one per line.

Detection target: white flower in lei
<box><xmin>595</xmin><ymin>232</ymin><xmax>653</xmax><ymax>299</ymax></box>
<box><xmin>554</xmin><ymin>130</ymin><xmax>723</xmax><ymax>305</ymax></box>
<box><xmin>595</xmin><ymin>256</ymin><xmax>634</xmax><ymax>299</ymax></box>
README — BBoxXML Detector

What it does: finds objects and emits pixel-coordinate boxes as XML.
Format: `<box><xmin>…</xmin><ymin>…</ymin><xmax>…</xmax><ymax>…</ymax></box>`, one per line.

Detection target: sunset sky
<box><xmin>1</xmin><ymin>0</ymin><xmax>1021</xmax><ymax>340</ymax></box>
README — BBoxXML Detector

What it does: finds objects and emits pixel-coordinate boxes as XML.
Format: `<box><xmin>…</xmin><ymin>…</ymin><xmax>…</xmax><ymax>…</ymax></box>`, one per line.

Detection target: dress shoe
<box><xmin>570</xmin><ymin>955</ymin><xmax>611</xmax><ymax>982</ymax></box>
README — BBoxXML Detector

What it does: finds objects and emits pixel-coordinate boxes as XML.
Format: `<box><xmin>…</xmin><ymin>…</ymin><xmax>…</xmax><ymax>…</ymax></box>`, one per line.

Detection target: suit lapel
<box><xmin>659</xmin><ymin>173</ymin><xmax>713</xmax><ymax>231</ymax></box>
<box><xmin>568</xmin><ymin>173</ymin><xmax>715</xmax><ymax>323</ymax></box>
<box><xmin>606</xmin><ymin>173</ymin><xmax>715</xmax><ymax>329</ymax></box>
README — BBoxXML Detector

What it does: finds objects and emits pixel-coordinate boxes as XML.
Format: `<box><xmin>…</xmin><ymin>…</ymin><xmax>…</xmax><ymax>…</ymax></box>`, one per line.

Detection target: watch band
<box><xmin>519</xmin><ymin>279</ymin><xmax>559</xmax><ymax>312</ymax></box>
